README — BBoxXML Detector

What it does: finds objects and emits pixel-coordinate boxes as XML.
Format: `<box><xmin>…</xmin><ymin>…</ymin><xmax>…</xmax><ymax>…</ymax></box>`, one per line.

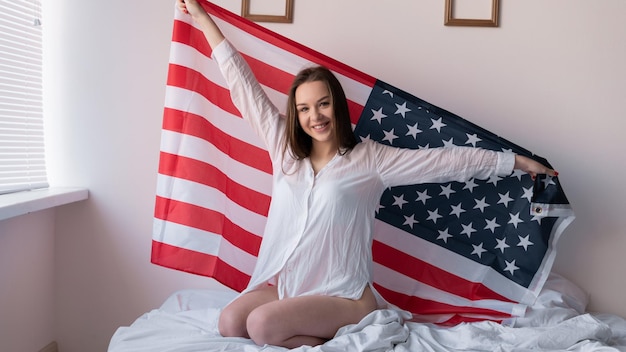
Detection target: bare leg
<box><xmin>218</xmin><ymin>284</ymin><xmax>278</xmax><ymax>338</ymax></box>
<box><xmin>246</xmin><ymin>285</ymin><xmax>378</xmax><ymax>349</ymax></box>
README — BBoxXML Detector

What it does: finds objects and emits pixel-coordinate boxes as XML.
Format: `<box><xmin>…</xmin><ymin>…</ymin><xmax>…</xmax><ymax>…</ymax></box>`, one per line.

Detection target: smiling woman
<box><xmin>171</xmin><ymin>1</ymin><xmax>558</xmax><ymax>348</ymax></box>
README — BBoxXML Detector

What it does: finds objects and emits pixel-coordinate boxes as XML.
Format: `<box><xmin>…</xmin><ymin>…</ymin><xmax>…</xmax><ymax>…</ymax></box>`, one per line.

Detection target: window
<box><xmin>0</xmin><ymin>0</ymin><xmax>46</xmax><ymax>195</ymax></box>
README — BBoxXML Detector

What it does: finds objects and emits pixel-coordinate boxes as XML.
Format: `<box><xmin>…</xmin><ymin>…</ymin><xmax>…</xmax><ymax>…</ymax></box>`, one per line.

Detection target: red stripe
<box><xmin>154</xmin><ymin>196</ymin><xmax>262</xmax><ymax>257</ymax></box>
<box><xmin>172</xmin><ymin>20</ymin><xmax>213</xmax><ymax>58</ymax></box>
<box><xmin>373</xmin><ymin>283</ymin><xmax>512</xmax><ymax>320</ymax></box>
<box><xmin>158</xmin><ymin>151</ymin><xmax>270</xmax><ymax>216</ymax></box>
<box><xmin>167</xmin><ymin>63</ymin><xmax>241</xmax><ymax>118</ymax></box>
<box><xmin>240</xmin><ymin>52</ymin><xmax>293</xmax><ymax>95</ymax></box>
<box><xmin>348</xmin><ymin>100</ymin><xmax>364</xmax><ymax>125</ymax></box>
<box><xmin>372</xmin><ymin>240</ymin><xmax>513</xmax><ymax>303</ymax></box>
<box><xmin>151</xmin><ymin>240</ymin><xmax>250</xmax><ymax>292</ymax></box>
<box><xmin>200</xmin><ymin>2</ymin><xmax>376</xmax><ymax>89</ymax></box>
<box><xmin>162</xmin><ymin>107</ymin><xmax>273</xmax><ymax>175</ymax></box>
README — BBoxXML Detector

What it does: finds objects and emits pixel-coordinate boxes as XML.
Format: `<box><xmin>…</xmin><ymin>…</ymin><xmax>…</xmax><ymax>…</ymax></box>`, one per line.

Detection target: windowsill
<box><xmin>0</xmin><ymin>187</ymin><xmax>89</xmax><ymax>221</ymax></box>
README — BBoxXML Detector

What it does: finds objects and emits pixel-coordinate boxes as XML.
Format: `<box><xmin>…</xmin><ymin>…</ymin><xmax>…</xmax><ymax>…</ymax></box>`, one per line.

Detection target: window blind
<box><xmin>0</xmin><ymin>0</ymin><xmax>47</xmax><ymax>195</ymax></box>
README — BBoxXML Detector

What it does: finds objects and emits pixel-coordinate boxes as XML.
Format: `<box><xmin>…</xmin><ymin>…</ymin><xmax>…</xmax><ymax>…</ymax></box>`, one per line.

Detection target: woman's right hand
<box><xmin>176</xmin><ymin>0</ymin><xmax>207</xmax><ymax>21</ymax></box>
<box><xmin>175</xmin><ymin>0</ymin><xmax>225</xmax><ymax>48</ymax></box>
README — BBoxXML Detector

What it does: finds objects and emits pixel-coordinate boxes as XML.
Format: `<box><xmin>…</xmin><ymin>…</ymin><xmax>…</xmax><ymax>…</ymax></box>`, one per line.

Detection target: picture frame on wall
<box><xmin>242</xmin><ymin>0</ymin><xmax>294</xmax><ymax>23</ymax></box>
<box><xmin>444</xmin><ymin>0</ymin><xmax>499</xmax><ymax>27</ymax></box>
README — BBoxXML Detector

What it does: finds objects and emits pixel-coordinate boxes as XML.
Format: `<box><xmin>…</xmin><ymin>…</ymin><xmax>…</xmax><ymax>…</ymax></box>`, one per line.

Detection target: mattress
<box><xmin>108</xmin><ymin>273</ymin><xmax>626</xmax><ymax>352</ymax></box>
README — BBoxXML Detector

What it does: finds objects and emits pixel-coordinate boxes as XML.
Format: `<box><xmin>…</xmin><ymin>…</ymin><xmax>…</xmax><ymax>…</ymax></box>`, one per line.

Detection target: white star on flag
<box><xmin>395</xmin><ymin>102</ymin><xmax>411</xmax><ymax>117</ymax></box>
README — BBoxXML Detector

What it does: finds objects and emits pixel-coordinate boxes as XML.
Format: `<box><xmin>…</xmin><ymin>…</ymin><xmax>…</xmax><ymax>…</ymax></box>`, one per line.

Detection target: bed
<box><xmin>108</xmin><ymin>273</ymin><xmax>626</xmax><ymax>352</ymax></box>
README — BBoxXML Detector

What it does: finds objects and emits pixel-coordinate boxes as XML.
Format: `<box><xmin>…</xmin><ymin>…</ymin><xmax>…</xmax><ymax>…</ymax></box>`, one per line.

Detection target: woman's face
<box><xmin>295</xmin><ymin>80</ymin><xmax>337</xmax><ymax>149</ymax></box>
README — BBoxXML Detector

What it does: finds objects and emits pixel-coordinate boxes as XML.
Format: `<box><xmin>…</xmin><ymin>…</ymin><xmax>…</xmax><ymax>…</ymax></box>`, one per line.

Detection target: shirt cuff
<box><xmin>211</xmin><ymin>39</ymin><xmax>236</xmax><ymax>65</ymax></box>
<box><xmin>496</xmin><ymin>152</ymin><xmax>516</xmax><ymax>176</ymax></box>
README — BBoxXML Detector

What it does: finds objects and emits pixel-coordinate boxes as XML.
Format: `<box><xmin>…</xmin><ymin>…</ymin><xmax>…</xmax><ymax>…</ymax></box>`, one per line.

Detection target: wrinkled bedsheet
<box><xmin>108</xmin><ymin>274</ymin><xmax>626</xmax><ymax>352</ymax></box>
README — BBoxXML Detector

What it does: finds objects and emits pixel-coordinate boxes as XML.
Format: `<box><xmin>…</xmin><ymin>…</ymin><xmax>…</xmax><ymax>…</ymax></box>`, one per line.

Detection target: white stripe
<box><xmin>168</xmin><ymin>41</ymin><xmax>227</xmax><ymax>90</ymax></box>
<box><xmin>163</xmin><ymin>85</ymin><xmax>267</xmax><ymax>150</ymax></box>
<box><xmin>153</xmin><ymin>219</ymin><xmax>257</xmax><ymax>277</ymax></box>
<box><xmin>160</xmin><ymin>129</ymin><xmax>273</xmax><ymax>196</ymax></box>
<box><xmin>373</xmin><ymin>219</ymin><xmax>530</xmax><ymax>303</ymax></box>
<box><xmin>373</xmin><ymin>263</ymin><xmax>526</xmax><ymax>316</ymax></box>
<box><xmin>152</xmin><ymin>218</ymin><xmax>221</xmax><ymax>256</ymax></box>
<box><xmin>156</xmin><ymin>174</ymin><xmax>267</xmax><ymax>237</ymax></box>
<box><xmin>218</xmin><ymin>237</ymin><xmax>257</xmax><ymax>276</ymax></box>
<box><xmin>524</xmin><ymin>215</ymin><xmax>575</xmax><ymax>302</ymax></box>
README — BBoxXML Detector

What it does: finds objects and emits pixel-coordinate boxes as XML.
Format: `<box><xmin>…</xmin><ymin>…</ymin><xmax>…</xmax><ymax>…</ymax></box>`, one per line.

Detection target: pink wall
<box><xmin>0</xmin><ymin>210</ymin><xmax>56</xmax><ymax>351</ymax></box>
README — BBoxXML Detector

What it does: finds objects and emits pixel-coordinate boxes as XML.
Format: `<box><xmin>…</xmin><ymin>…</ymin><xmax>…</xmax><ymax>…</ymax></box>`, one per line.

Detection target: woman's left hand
<box><xmin>514</xmin><ymin>155</ymin><xmax>559</xmax><ymax>180</ymax></box>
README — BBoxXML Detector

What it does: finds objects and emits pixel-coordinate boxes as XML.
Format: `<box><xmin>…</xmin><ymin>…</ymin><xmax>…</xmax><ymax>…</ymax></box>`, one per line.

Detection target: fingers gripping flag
<box><xmin>152</xmin><ymin>1</ymin><xmax>575</xmax><ymax>324</ymax></box>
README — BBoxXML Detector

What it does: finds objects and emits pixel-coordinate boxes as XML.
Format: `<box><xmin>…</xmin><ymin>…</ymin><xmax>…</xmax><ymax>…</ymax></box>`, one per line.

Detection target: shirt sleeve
<box><xmin>211</xmin><ymin>39</ymin><xmax>284</xmax><ymax>161</ymax></box>
<box><xmin>370</xmin><ymin>141</ymin><xmax>516</xmax><ymax>188</ymax></box>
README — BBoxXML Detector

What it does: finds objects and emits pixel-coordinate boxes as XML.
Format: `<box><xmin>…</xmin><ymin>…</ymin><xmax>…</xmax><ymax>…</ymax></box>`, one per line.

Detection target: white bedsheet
<box><xmin>108</xmin><ymin>274</ymin><xmax>626</xmax><ymax>352</ymax></box>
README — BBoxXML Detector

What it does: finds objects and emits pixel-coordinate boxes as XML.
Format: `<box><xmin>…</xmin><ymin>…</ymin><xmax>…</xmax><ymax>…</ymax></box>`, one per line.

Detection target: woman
<box><xmin>176</xmin><ymin>0</ymin><xmax>558</xmax><ymax>348</ymax></box>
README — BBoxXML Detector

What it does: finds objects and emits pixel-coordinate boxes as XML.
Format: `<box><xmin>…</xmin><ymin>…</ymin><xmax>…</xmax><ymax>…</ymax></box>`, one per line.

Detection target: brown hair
<box><xmin>283</xmin><ymin>66</ymin><xmax>357</xmax><ymax>160</ymax></box>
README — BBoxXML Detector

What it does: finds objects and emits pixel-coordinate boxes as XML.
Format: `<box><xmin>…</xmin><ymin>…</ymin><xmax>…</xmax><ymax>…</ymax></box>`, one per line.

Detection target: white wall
<box><xmin>36</xmin><ymin>0</ymin><xmax>626</xmax><ymax>351</ymax></box>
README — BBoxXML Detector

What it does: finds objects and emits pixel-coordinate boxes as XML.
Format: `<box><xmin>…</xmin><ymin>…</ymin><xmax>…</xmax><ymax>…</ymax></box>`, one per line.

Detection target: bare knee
<box><xmin>246</xmin><ymin>307</ymin><xmax>280</xmax><ymax>346</ymax></box>
<box><xmin>218</xmin><ymin>306</ymin><xmax>248</xmax><ymax>338</ymax></box>
<box><xmin>218</xmin><ymin>285</ymin><xmax>279</xmax><ymax>339</ymax></box>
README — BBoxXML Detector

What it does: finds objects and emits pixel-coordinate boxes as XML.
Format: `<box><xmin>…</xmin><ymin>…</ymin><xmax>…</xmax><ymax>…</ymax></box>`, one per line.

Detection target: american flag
<box><xmin>152</xmin><ymin>1</ymin><xmax>575</xmax><ymax>324</ymax></box>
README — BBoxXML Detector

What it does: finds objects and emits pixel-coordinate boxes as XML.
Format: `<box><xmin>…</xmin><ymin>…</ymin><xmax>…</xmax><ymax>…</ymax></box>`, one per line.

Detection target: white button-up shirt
<box><xmin>213</xmin><ymin>40</ymin><xmax>515</xmax><ymax>305</ymax></box>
